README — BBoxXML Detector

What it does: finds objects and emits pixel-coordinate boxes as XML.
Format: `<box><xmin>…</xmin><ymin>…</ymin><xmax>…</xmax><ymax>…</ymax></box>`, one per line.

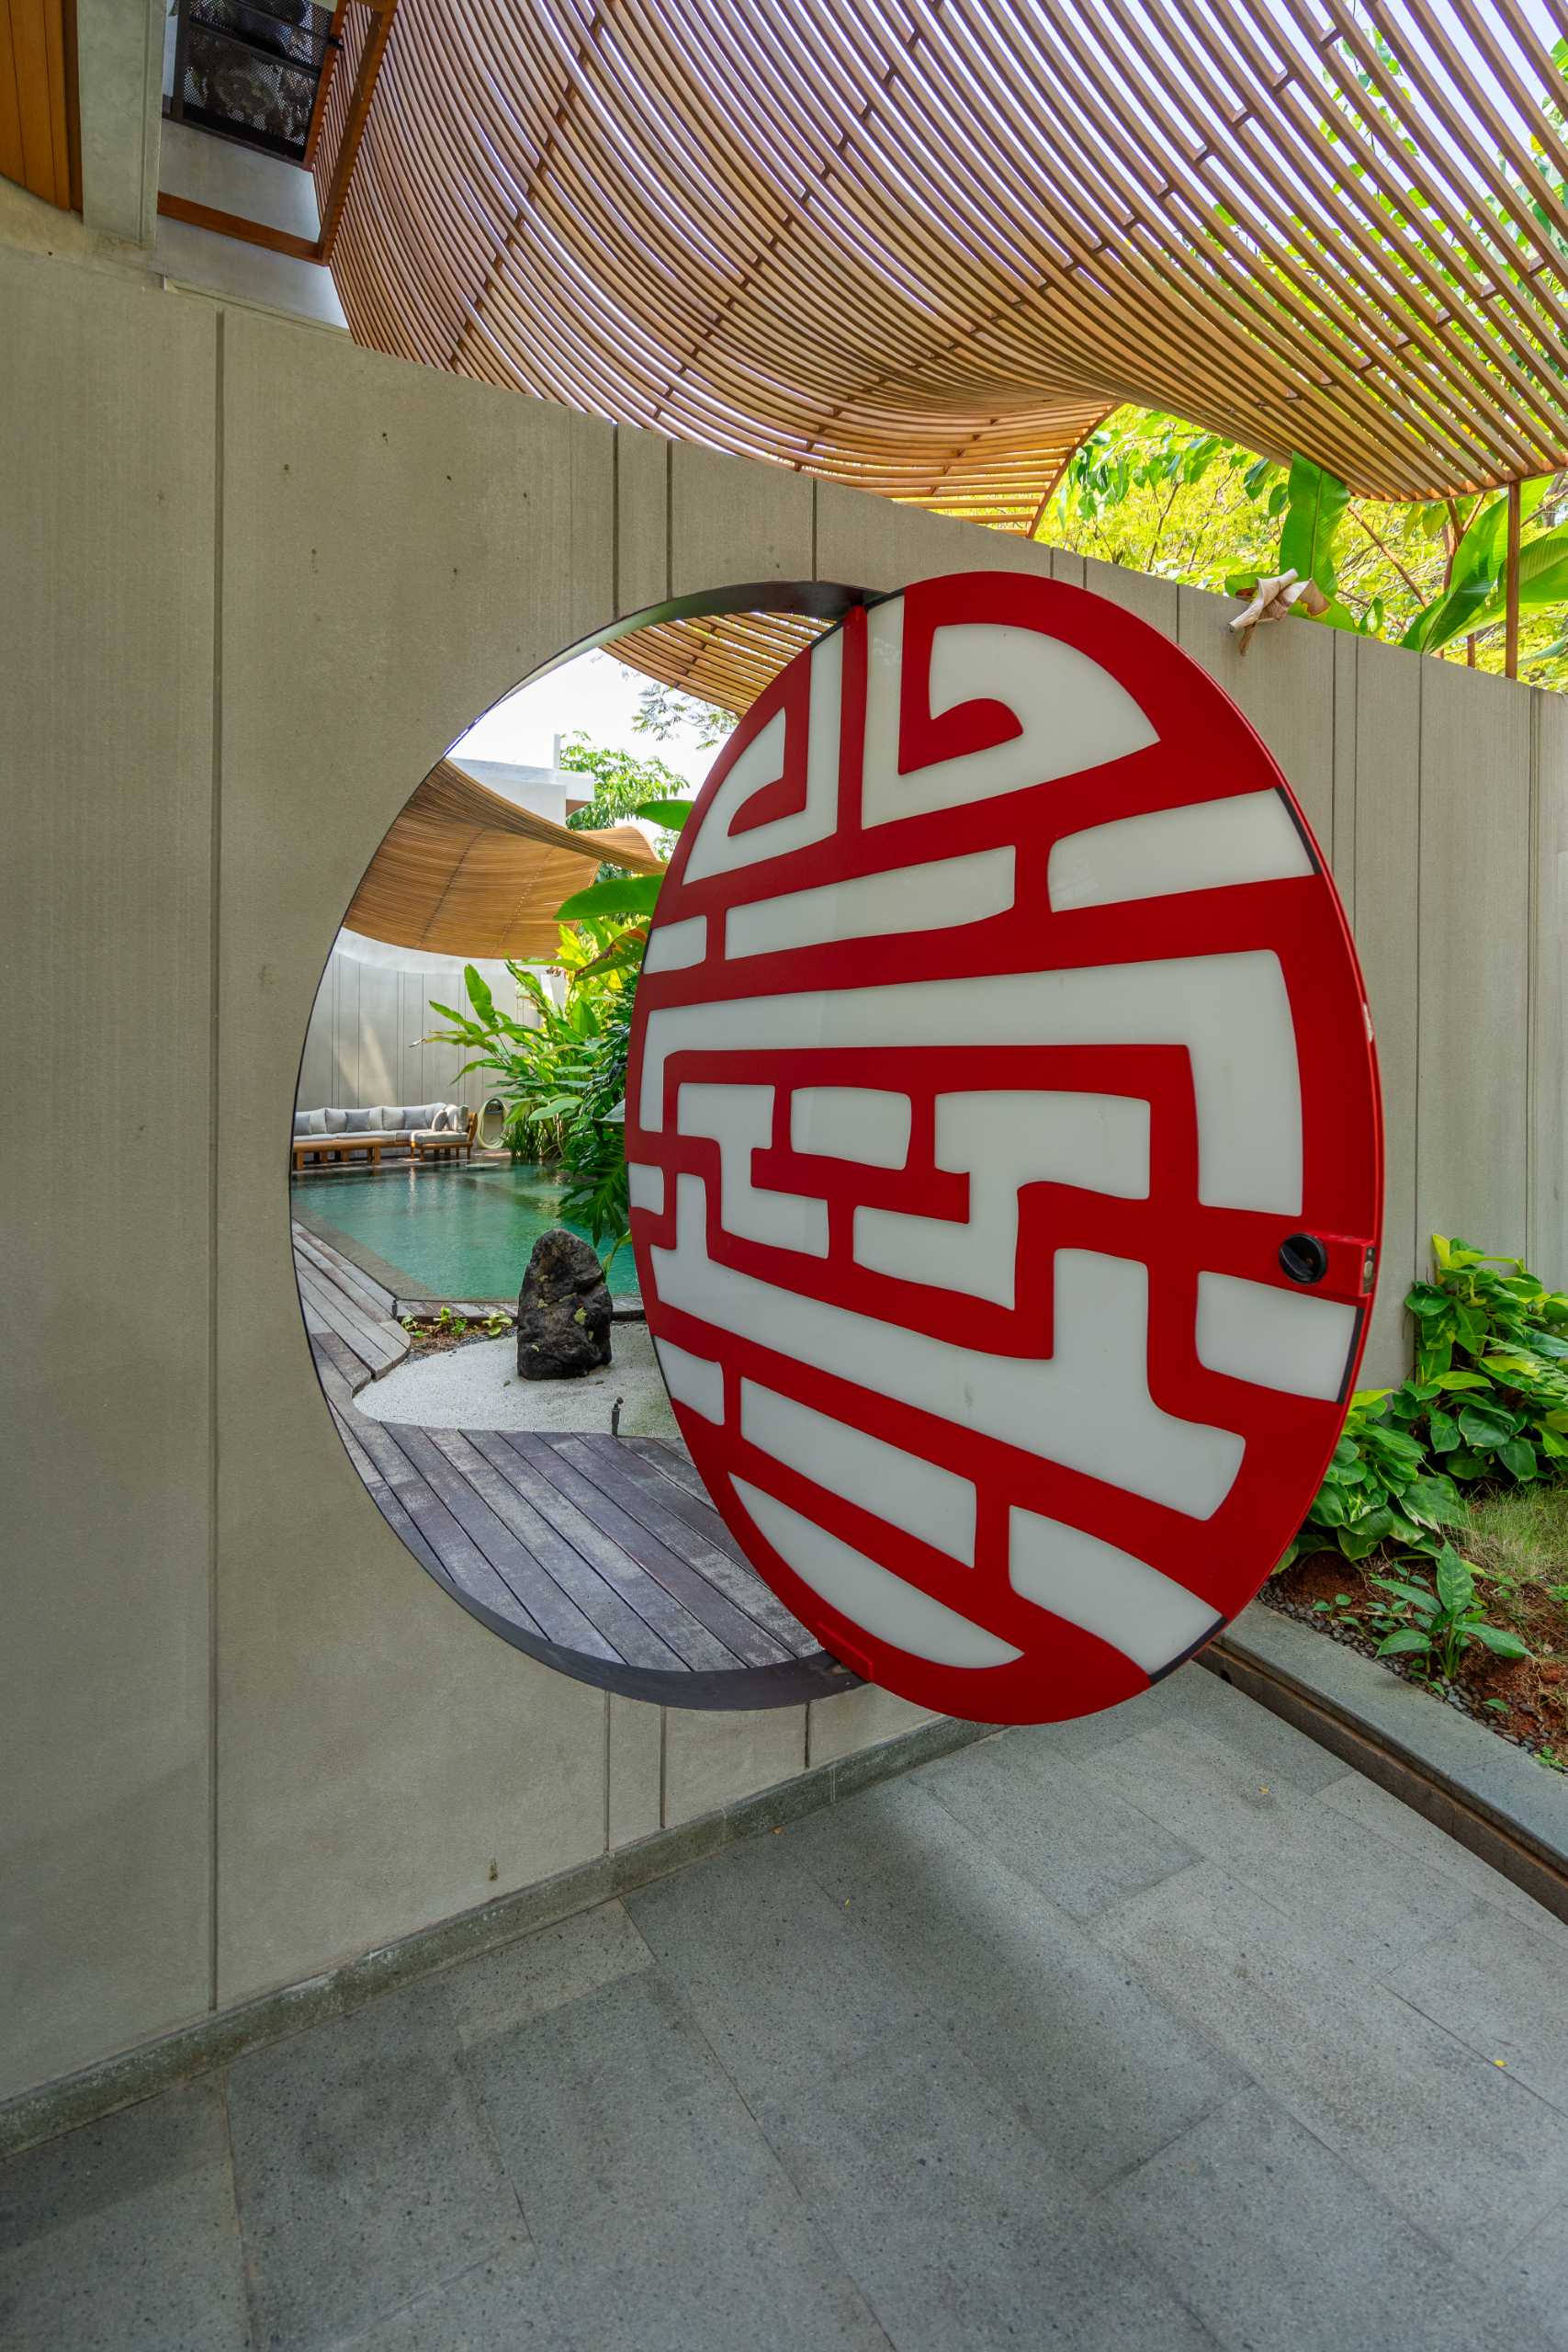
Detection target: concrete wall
<box><xmin>297</xmin><ymin>944</ymin><xmax>536</xmax><ymax>1116</ymax></box>
<box><xmin>4</xmin><ymin>231</ymin><xmax>1567</xmax><ymax>2109</ymax></box>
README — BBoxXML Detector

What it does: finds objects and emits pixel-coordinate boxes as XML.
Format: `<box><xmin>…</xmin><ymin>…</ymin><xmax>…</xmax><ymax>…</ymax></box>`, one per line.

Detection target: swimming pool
<box><xmin>292</xmin><ymin>1159</ymin><xmax>639</xmax><ymax>1300</ymax></box>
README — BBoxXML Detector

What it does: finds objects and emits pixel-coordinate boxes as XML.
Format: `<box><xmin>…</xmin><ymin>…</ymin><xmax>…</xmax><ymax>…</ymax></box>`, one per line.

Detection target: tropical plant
<box><xmin>1047</xmin><ymin>409</ymin><xmax>1568</xmax><ymax>688</ymax></box>
<box><xmin>421</xmin><ymin>767</ymin><xmax>699</xmax><ymax>1273</ymax></box>
<box><xmin>423</xmin><ymin>920</ymin><xmax>645</xmax><ymax>1268</ymax></box>
<box><xmin>1226</xmin><ymin>458</ymin><xmax>1567</xmax><ymax>662</ymax></box>
<box><xmin>1366</xmin><ymin>1547</ymin><xmax>1529</xmax><ymax>1682</ymax></box>
<box><xmin>1298</xmin><ymin>1238</ymin><xmax>1568</xmax><ymax>1574</ymax></box>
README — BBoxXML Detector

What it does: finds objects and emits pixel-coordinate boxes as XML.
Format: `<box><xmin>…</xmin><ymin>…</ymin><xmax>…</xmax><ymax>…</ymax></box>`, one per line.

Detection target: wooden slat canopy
<box><xmin>0</xmin><ymin>0</ymin><xmax>76</xmax><ymax>210</ymax></box>
<box><xmin>344</xmin><ymin>757</ymin><xmax>665</xmax><ymax>957</ymax></box>
<box><xmin>614</xmin><ymin>608</ymin><xmax>830</xmax><ymax>717</ymax></box>
<box><xmin>326</xmin><ymin>0</ymin><xmax>1568</xmax><ymax>525</ymax></box>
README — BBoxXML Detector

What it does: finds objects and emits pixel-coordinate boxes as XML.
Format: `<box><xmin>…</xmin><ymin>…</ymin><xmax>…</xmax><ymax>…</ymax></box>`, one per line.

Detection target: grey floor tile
<box><xmin>759</xmin><ymin>2027</ymin><xmax>1216</xmax><ymax>2352</ymax></box>
<box><xmin>1095</xmin><ymin>1858</ymin><xmax>1568</xmax><ymax>2262</ymax></box>
<box><xmin>464</xmin><ymin>1970</ymin><xmax>885</xmax><ymax>2351</ymax></box>
<box><xmin>913</xmin><ymin>1726</ymin><xmax>1199</xmax><ymax>1920</ymax></box>
<box><xmin>1024</xmin><ymin>1663</ymin><xmax>1220</xmax><ymax>1759</ymax></box>
<box><xmin>1034</xmin><ymin>1663</ymin><xmax>1344</xmax><ymax>1787</ymax></box>
<box><xmin>227</xmin><ymin>1976</ymin><xmax>525</xmax><ymax>2352</ymax></box>
<box><xmin>1467</xmin><ymin>2194</ymin><xmax>1568</xmax><ymax>2351</ymax></box>
<box><xmin>1105</xmin><ymin>2084</ymin><xmax>1553</xmax><ymax>2352</ymax></box>
<box><xmin>785</xmin><ymin>1776</ymin><xmax>1242</xmax><ymax>2189</ymax></box>
<box><xmin>1398</xmin><ymin>1903</ymin><xmax>1568</xmax><ymax>2114</ymax></box>
<box><xmin>0</xmin><ymin>2083</ymin><xmax>247</xmax><ymax>2351</ymax></box>
<box><xmin>1314</xmin><ymin>1771</ymin><xmax>1568</xmax><ymax>1946</ymax></box>
<box><xmin>624</xmin><ymin>1826</ymin><xmax>921</xmax><ymax>2105</ymax></box>
<box><xmin>445</xmin><ymin>1900</ymin><xmax>652</xmax><ymax>2050</ymax></box>
<box><xmin>339</xmin><ymin>2245</ymin><xmax>539</xmax><ymax>2350</ymax></box>
<box><xmin>1085</xmin><ymin>1724</ymin><xmax>1486</xmax><ymax>1969</ymax></box>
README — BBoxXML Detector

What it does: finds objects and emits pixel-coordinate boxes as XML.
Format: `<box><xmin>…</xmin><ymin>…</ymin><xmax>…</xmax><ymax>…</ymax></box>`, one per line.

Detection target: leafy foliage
<box><xmin>633</xmin><ymin>676</ymin><xmax>736</xmax><ymax>751</ymax></box>
<box><xmin>556</xmin><ymin>732</ymin><xmax>694</xmax><ymax>849</ymax></box>
<box><xmin>422</xmin><ymin>738</ymin><xmax>693</xmax><ymax>1272</ymax></box>
<box><xmin>1365</xmin><ymin>1548</ymin><xmax>1529</xmax><ymax>1682</ymax></box>
<box><xmin>423</xmin><ymin>919</ymin><xmax>643</xmax><ymax>1263</ymax></box>
<box><xmin>1049</xmin><ymin>409</ymin><xmax>1568</xmax><ymax>690</ymax></box>
<box><xmin>1300</xmin><ymin>1237</ymin><xmax>1568</xmax><ymax>1580</ymax></box>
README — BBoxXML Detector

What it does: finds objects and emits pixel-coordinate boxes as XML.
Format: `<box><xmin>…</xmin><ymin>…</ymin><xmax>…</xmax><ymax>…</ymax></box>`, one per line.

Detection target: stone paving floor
<box><xmin>6</xmin><ymin>1664</ymin><xmax>1568</xmax><ymax>2351</ymax></box>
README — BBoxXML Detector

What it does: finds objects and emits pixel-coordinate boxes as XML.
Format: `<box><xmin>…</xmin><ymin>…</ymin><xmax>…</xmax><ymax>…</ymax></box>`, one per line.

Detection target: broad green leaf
<box><xmin>1445</xmin><ymin>1447</ymin><xmax>1487</xmax><ymax>1479</ymax></box>
<box><xmin>1308</xmin><ymin>1485</ymin><xmax>1348</xmax><ymax>1527</ymax></box>
<box><xmin>1340</xmin><ymin>1505</ymin><xmax>1395</xmax><ymax>1559</ymax></box>
<box><xmin>1459</xmin><ymin>1403</ymin><xmax>1521</xmax><ymax>1447</ymax></box>
<box><xmin>1401</xmin><ymin>494</ymin><xmax>1508</xmax><ymax>653</ymax></box>
<box><xmin>1405</xmin><ymin>1284</ymin><xmax>1450</xmax><ymax>1319</ymax></box>
<box><xmin>1377</xmin><ymin>1629</ymin><xmax>1432</xmax><ymax>1657</ymax></box>
<box><xmin>631</xmin><ymin>797</ymin><xmax>694</xmax><ymax>831</ymax></box>
<box><xmin>1403</xmin><ymin>1473</ymin><xmax>1463</xmax><ymax>1524</ymax></box>
<box><xmin>1499</xmin><ymin>1438</ymin><xmax>1540</xmax><ymax>1481</ymax></box>
<box><xmin>1428</xmin><ymin>1410</ymin><xmax>1461</xmax><ymax>1453</ymax></box>
<box><xmin>557</xmin><ymin>875</ymin><xmax>664</xmax><ymax>922</ymax></box>
<box><xmin>1372</xmin><ymin>1576</ymin><xmax>1438</xmax><ymax>1611</ymax></box>
<box><xmin>1435</xmin><ymin>1549</ymin><xmax>1472</xmax><ymax>1613</ymax></box>
<box><xmin>1470</xmin><ymin>1624</ymin><xmax>1529</xmax><ymax>1659</ymax></box>
<box><xmin>464</xmin><ymin>964</ymin><xmax>496</xmax><ymax>1023</ymax></box>
<box><xmin>1431</xmin><ymin>1371</ymin><xmax>1489</xmax><ymax>1390</ymax></box>
<box><xmin>1278</xmin><ymin>455</ymin><xmax>1350</xmax><ymax>597</ymax></box>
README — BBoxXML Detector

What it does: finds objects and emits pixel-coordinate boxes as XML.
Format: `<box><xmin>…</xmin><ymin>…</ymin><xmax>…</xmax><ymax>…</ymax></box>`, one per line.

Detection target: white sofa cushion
<box><xmin>293</xmin><ymin>1112</ymin><xmax>311</xmax><ymax>1136</ymax></box>
<box><xmin>305</xmin><ymin>1108</ymin><xmax>330</xmax><ymax>1136</ymax></box>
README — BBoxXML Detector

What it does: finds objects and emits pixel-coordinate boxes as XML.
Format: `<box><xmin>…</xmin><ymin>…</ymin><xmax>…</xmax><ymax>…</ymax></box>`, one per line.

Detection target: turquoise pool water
<box><xmin>293</xmin><ymin>1159</ymin><xmax>639</xmax><ymax>1300</ymax></box>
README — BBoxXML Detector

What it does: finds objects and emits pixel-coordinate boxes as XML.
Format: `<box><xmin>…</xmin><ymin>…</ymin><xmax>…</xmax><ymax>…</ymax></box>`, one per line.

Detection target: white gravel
<box><xmin>353</xmin><ymin>1317</ymin><xmax>682</xmax><ymax>1440</ymax></box>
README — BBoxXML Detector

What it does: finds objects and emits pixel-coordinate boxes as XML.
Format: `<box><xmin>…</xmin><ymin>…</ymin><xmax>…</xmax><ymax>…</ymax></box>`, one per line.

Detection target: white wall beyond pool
<box><xmin>296</xmin><ymin>940</ymin><xmax>536</xmax><ymax>1116</ymax></box>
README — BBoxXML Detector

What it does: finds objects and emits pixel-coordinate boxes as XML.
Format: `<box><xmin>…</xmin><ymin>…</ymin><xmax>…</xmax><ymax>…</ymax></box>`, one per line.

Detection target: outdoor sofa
<box><xmin>291</xmin><ymin>1103</ymin><xmax>478</xmax><ymax>1170</ymax></box>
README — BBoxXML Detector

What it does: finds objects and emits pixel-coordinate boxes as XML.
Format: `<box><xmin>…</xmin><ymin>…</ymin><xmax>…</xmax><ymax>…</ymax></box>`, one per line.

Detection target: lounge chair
<box><xmin>290</xmin><ymin>1103</ymin><xmax>476</xmax><ymax>1167</ymax></box>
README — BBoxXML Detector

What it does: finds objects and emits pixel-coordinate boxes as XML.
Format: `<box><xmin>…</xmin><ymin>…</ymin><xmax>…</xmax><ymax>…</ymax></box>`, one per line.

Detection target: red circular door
<box><xmin>626</xmin><ymin>571</ymin><xmax>1382</xmax><ymax>1724</ymax></box>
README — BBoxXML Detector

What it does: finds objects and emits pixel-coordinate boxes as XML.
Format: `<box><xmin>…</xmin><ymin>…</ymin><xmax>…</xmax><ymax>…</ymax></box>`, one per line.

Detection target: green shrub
<box><xmin>1299</xmin><ymin>1237</ymin><xmax>1568</xmax><ymax>1568</ymax></box>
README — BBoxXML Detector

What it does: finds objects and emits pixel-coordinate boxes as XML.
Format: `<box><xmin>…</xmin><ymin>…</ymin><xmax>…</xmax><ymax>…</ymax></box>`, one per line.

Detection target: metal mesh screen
<box><xmin>178</xmin><ymin>0</ymin><xmax>333</xmax><ymax>162</ymax></box>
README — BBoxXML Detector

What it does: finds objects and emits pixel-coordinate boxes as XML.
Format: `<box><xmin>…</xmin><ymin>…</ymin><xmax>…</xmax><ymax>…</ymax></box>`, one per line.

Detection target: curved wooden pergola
<box><xmin>319</xmin><ymin>2</ymin><xmax>1568</xmax><ymax>711</ymax></box>
<box><xmin>345</xmin><ymin>758</ymin><xmax>663</xmax><ymax>956</ymax></box>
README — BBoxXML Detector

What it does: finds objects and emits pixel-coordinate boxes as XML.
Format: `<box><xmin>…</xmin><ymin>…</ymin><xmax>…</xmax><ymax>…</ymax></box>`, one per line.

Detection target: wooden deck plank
<box><xmin>298</xmin><ymin>1250</ymin><xmax>403</xmax><ymax>1339</ymax></box>
<box><xmin>390</xmin><ymin>1424</ymin><xmax>624</xmax><ymax>1665</ymax></box>
<box><xmin>552</xmin><ymin>1435</ymin><xmax>819</xmax><ymax>1658</ymax></box>
<box><xmin>329</xmin><ymin>1407</ymin><xmax>452</xmax><ymax>1585</ymax></box>
<box><xmin>293</xmin><ymin>1228</ymin><xmax>408</xmax><ymax>1375</ymax></box>
<box><xmin>314</xmin><ymin>1329</ymin><xmax>374</xmax><ymax>1397</ymax></box>
<box><xmin>620</xmin><ymin>1434</ymin><xmax>714</xmax><ymax>1506</ymax></box>
<box><xmin>291</xmin><ymin>1223</ymin><xmax>400</xmax><ymax>1317</ymax></box>
<box><xmin>462</xmin><ymin>1429</ymin><xmax>741</xmax><ymax>1672</ymax></box>
<box><xmin>349</xmin><ymin>1418</ymin><xmax>546</xmax><ymax>1636</ymax></box>
<box><xmin>296</xmin><ymin>1265</ymin><xmax>403</xmax><ymax>1374</ymax></box>
<box><xmin>293</xmin><ymin>1223</ymin><xmax>400</xmax><ymax>1317</ymax></box>
<box><xmin>500</xmin><ymin>1433</ymin><xmax>795</xmax><ymax>1668</ymax></box>
<box><xmin>425</xmin><ymin>1428</ymin><xmax>691</xmax><ymax>1671</ymax></box>
<box><xmin>310</xmin><ymin>1340</ymin><xmax>364</xmax><ymax>1416</ymax></box>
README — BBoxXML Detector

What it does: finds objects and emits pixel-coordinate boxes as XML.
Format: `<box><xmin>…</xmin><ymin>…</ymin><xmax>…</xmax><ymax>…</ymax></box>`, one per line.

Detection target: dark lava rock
<box><xmin>516</xmin><ymin>1227</ymin><xmax>613</xmax><ymax>1379</ymax></box>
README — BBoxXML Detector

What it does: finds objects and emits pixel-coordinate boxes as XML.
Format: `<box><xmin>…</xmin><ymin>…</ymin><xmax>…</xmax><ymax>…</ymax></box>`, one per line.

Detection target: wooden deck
<box><xmin>293</xmin><ymin>1225</ymin><xmax>854</xmax><ymax>1710</ymax></box>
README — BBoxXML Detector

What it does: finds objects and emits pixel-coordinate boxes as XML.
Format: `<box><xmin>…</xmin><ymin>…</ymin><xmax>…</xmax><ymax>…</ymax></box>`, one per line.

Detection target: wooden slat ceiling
<box><xmin>326</xmin><ymin>0</ymin><xmax>1568</xmax><ymax>520</ymax></box>
<box><xmin>614</xmin><ymin>608</ymin><xmax>830</xmax><ymax>716</ymax></box>
<box><xmin>0</xmin><ymin>0</ymin><xmax>76</xmax><ymax>210</ymax></box>
<box><xmin>345</xmin><ymin>756</ymin><xmax>665</xmax><ymax>956</ymax></box>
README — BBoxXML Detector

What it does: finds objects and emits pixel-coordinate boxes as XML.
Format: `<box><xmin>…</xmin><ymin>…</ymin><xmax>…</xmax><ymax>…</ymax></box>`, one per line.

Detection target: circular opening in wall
<box><xmin>290</xmin><ymin>583</ymin><xmax>873</xmax><ymax>1711</ymax></box>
